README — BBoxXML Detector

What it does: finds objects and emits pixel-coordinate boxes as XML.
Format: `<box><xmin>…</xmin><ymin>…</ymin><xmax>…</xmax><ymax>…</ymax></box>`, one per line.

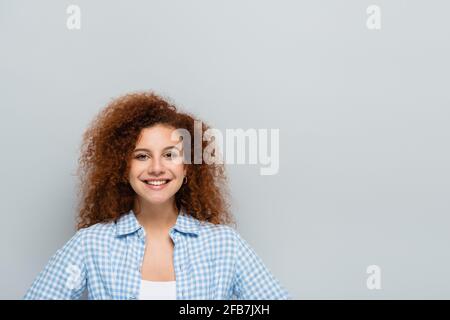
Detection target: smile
<box><xmin>142</xmin><ymin>179</ymin><xmax>171</xmax><ymax>190</ymax></box>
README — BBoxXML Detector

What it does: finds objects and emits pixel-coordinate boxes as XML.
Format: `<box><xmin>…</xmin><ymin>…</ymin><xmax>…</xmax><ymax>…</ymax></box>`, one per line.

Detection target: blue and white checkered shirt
<box><xmin>23</xmin><ymin>208</ymin><xmax>291</xmax><ymax>300</ymax></box>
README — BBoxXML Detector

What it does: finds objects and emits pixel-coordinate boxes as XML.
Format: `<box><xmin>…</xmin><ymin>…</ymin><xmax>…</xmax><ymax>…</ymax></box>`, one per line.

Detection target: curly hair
<box><xmin>75</xmin><ymin>91</ymin><xmax>235</xmax><ymax>230</ymax></box>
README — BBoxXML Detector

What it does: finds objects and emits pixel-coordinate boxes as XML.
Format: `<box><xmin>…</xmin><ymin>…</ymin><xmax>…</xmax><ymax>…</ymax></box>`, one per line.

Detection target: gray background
<box><xmin>1</xmin><ymin>0</ymin><xmax>449</xmax><ymax>299</ymax></box>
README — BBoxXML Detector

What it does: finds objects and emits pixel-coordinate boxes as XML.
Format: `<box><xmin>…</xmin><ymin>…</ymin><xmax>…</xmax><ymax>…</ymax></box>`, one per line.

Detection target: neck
<box><xmin>133</xmin><ymin>198</ymin><xmax>179</xmax><ymax>233</ymax></box>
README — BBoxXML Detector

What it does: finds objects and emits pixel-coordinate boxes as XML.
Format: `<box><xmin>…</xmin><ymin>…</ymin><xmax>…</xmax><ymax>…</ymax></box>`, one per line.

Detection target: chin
<box><xmin>145</xmin><ymin>191</ymin><xmax>178</xmax><ymax>203</ymax></box>
<box><xmin>141</xmin><ymin>195</ymin><xmax>171</xmax><ymax>204</ymax></box>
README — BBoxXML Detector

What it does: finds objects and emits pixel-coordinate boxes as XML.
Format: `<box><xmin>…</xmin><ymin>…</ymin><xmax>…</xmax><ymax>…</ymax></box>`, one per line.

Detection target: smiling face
<box><xmin>128</xmin><ymin>124</ymin><xmax>187</xmax><ymax>208</ymax></box>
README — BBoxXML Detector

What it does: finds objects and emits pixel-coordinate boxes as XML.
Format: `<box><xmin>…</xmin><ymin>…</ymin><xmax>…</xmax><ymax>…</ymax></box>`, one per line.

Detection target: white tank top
<box><xmin>139</xmin><ymin>280</ymin><xmax>177</xmax><ymax>300</ymax></box>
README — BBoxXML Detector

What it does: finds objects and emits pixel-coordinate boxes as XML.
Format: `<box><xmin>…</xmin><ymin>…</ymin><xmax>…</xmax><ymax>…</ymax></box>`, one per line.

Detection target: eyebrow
<box><xmin>133</xmin><ymin>146</ymin><xmax>181</xmax><ymax>153</ymax></box>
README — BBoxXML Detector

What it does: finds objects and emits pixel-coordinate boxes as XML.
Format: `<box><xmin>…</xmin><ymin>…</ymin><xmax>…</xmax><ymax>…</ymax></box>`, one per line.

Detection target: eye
<box><xmin>165</xmin><ymin>150</ymin><xmax>180</xmax><ymax>159</ymax></box>
<box><xmin>135</xmin><ymin>154</ymin><xmax>149</xmax><ymax>160</ymax></box>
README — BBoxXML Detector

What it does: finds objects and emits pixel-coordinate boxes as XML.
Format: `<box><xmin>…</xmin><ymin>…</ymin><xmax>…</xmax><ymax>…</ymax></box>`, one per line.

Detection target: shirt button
<box><xmin>129</xmin><ymin>295</ymin><xmax>137</xmax><ymax>300</ymax></box>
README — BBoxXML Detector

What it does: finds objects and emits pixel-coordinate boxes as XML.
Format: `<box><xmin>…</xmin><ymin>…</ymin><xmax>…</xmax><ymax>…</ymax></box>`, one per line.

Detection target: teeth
<box><xmin>145</xmin><ymin>180</ymin><xmax>168</xmax><ymax>186</ymax></box>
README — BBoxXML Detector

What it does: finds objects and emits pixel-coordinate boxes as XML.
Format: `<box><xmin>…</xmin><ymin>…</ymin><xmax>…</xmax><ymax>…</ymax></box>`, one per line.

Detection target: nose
<box><xmin>147</xmin><ymin>156</ymin><xmax>165</xmax><ymax>175</ymax></box>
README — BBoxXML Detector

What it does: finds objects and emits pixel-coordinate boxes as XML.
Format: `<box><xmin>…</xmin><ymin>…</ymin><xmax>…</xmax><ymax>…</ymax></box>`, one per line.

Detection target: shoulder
<box><xmin>194</xmin><ymin>220</ymin><xmax>247</xmax><ymax>254</ymax></box>
<box><xmin>197</xmin><ymin>220</ymin><xmax>238</xmax><ymax>240</ymax></box>
<box><xmin>196</xmin><ymin>220</ymin><xmax>260</xmax><ymax>258</ymax></box>
<box><xmin>72</xmin><ymin>220</ymin><xmax>116</xmax><ymax>249</ymax></box>
<box><xmin>78</xmin><ymin>220</ymin><xmax>115</xmax><ymax>237</ymax></box>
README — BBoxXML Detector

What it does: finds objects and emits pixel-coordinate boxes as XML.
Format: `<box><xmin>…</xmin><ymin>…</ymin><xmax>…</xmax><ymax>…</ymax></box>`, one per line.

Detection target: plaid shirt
<box><xmin>23</xmin><ymin>208</ymin><xmax>291</xmax><ymax>300</ymax></box>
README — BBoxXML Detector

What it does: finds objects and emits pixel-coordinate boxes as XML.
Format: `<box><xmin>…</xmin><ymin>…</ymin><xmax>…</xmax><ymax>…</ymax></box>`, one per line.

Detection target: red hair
<box><xmin>75</xmin><ymin>91</ymin><xmax>235</xmax><ymax>229</ymax></box>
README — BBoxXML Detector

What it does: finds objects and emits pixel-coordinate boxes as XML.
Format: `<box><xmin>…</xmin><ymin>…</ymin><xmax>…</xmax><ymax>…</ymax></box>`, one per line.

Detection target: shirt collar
<box><xmin>115</xmin><ymin>206</ymin><xmax>201</xmax><ymax>237</ymax></box>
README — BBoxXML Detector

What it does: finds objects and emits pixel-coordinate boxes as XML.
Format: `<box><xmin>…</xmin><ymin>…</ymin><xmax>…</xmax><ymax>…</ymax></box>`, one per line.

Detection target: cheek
<box><xmin>127</xmin><ymin>166</ymin><xmax>144</xmax><ymax>188</ymax></box>
<box><xmin>129</xmin><ymin>162</ymin><xmax>146</xmax><ymax>176</ymax></box>
<box><xmin>128</xmin><ymin>171</ymin><xmax>139</xmax><ymax>183</ymax></box>
<box><xmin>167</xmin><ymin>162</ymin><xmax>186</xmax><ymax>176</ymax></box>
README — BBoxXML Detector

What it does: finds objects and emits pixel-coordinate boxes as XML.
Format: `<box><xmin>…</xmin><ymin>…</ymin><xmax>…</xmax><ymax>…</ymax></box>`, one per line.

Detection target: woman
<box><xmin>23</xmin><ymin>92</ymin><xmax>291</xmax><ymax>300</ymax></box>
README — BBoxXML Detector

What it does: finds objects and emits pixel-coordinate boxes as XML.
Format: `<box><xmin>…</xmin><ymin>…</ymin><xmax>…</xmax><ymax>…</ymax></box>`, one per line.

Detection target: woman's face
<box><xmin>128</xmin><ymin>124</ymin><xmax>187</xmax><ymax>207</ymax></box>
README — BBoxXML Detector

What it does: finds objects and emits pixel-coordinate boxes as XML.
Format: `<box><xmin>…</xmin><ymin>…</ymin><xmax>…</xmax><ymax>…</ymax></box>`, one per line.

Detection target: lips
<box><xmin>143</xmin><ymin>179</ymin><xmax>170</xmax><ymax>185</ymax></box>
<box><xmin>141</xmin><ymin>179</ymin><xmax>171</xmax><ymax>190</ymax></box>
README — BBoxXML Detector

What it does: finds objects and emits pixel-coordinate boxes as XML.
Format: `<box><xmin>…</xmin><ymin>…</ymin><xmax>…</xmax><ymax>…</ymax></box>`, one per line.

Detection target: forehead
<box><xmin>135</xmin><ymin>124</ymin><xmax>182</xmax><ymax>147</ymax></box>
